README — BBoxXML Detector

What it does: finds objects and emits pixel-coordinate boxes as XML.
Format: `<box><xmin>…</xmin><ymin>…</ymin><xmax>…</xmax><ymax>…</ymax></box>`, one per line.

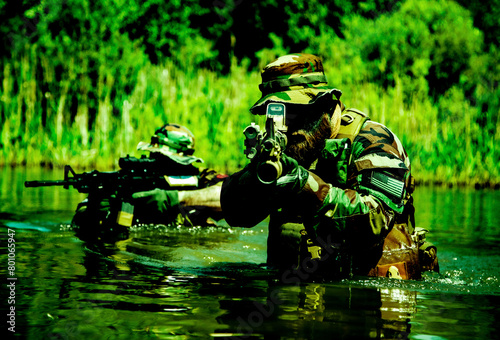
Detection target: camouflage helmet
<box><xmin>250</xmin><ymin>53</ymin><xmax>342</xmax><ymax>115</ymax></box>
<box><xmin>137</xmin><ymin>123</ymin><xmax>203</xmax><ymax>165</ymax></box>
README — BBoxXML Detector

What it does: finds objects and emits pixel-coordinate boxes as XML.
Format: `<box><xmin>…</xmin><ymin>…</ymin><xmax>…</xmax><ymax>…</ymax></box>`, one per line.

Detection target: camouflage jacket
<box><xmin>222</xmin><ymin>109</ymin><xmax>412</xmax><ymax>249</ymax></box>
<box><xmin>300</xmin><ymin>113</ymin><xmax>412</xmax><ymax>248</ymax></box>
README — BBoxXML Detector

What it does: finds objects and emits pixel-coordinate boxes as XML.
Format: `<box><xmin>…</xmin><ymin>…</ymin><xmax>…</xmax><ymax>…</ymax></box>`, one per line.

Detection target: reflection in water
<box><xmin>414</xmin><ymin>185</ymin><xmax>499</xmax><ymax>250</ymax></box>
<box><xmin>72</xmin><ymin>234</ymin><xmax>420</xmax><ymax>339</ymax></box>
<box><xmin>216</xmin><ymin>281</ymin><xmax>415</xmax><ymax>339</ymax></box>
<box><xmin>0</xmin><ymin>167</ymin><xmax>499</xmax><ymax>339</ymax></box>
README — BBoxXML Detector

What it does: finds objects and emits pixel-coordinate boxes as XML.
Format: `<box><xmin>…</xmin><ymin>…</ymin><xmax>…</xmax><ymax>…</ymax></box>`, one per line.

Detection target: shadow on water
<box><xmin>1</xmin><ymin>167</ymin><xmax>499</xmax><ymax>339</ymax></box>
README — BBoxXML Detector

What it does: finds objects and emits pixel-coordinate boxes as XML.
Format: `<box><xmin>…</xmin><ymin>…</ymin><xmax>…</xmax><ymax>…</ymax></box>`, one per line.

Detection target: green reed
<box><xmin>0</xmin><ymin>48</ymin><xmax>498</xmax><ymax>187</ymax></box>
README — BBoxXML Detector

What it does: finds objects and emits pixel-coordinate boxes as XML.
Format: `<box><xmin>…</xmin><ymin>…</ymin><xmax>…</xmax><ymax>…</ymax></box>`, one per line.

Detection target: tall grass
<box><xmin>0</xmin><ymin>46</ymin><xmax>498</xmax><ymax>187</ymax></box>
<box><xmin>0</xmin><ymin>47</ymin><xmax>265</xmax><ymax>172</ymax></box>
<box><xmin>338</xmin><ymin>79</ymin><xmax>499</xmax><ymax>187</ymax></box>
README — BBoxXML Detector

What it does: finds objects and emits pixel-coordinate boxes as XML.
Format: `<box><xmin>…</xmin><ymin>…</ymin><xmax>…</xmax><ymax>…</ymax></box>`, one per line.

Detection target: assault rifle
<box><xmin>24</xmin><ymin>155</ymin><xmax>199</xmax><ymax>226</ymax></box>
<box><xmin>243</xmin><ymin>103</ymin><xmax>288</xmax><ymax>184</ymax></box>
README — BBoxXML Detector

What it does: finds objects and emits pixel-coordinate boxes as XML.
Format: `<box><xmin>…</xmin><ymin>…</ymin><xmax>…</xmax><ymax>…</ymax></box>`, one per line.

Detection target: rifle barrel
<box><xmin>24</xmin><ymin>180</ymin><xmax>69</xmax><ymax>188</ymax></box>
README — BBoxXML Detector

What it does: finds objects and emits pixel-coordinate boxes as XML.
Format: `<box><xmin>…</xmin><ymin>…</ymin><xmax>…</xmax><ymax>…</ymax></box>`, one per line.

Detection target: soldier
<box><xmin>72</xmin><ymin>123</ymin><xmax>226</xmax><ymax>240</ymax></box>
<box><xmin>133</xmin><ymin>123</ymin><xmax>227</xmax><ymax>226</ymax></box>
<box><xmin>221</xmin><ymin>54</ymin><xmax>438</xmax><ymax>280</ymax></box>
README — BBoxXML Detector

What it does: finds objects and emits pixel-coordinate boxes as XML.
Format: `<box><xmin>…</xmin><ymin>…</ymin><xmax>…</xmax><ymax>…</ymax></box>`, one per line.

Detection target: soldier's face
<box><xmin>285</xmin><ymin>112</ymin><xmax>333</xmax><ymax>167</ymax></box>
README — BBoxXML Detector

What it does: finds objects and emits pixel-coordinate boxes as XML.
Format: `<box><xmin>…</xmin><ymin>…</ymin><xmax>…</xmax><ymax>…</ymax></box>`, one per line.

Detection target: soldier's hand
<box><xmin>131</xmin><ymin>189</ymin><xmax>180</xmax><ymax>224</ymax></box>
<box><xmin>279</xmin><ymin>153</ymin><xmax>300</xmax><ymax>176</ymax></box>
<box><xmin>275</xmin><ymin>153</ymin><xmax>309</xmax><ymax>194</ymax></box>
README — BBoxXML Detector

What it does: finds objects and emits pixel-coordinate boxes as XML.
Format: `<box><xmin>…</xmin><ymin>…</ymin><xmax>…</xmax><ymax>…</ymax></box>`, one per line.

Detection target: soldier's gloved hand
<box><xmin>275</xmin><ymin>153</ymin><xmax>310</xmax><ymax>194</ymax></box>
<box><xmin>131</xmin><ymin>189</ymin><xmax>180</xmax><ymax>224</ymax></box>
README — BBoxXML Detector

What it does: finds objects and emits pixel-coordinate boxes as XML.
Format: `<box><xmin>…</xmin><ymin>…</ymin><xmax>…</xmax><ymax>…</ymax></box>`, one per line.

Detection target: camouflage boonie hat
<box><xmin>137</xmin><ymin>123</ymin><xmax>203</xmax><ymax>165</ymax></box>
<box><xmin>250</xmin><ymin>53</ymin><xmax>341</xmax><ymax>115</ymax></box>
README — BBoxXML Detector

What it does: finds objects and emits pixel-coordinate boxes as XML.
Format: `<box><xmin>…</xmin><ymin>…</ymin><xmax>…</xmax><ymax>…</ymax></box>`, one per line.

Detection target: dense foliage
<box><xmin>0</xmin><ymin>0</ymin><xmax>498</xmax><ymax>186</ymax></box>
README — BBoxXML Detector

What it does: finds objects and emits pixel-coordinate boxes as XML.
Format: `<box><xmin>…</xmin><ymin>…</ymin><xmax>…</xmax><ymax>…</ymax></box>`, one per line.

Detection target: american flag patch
<box><xmin>370</xmin><ymin>171</ymin><xmax>404</xmax><ymax>199</ymax></box>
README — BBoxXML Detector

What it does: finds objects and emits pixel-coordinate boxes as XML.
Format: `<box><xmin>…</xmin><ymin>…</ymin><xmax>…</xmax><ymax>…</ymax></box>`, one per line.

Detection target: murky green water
<box><xmin>1</xmin><ymin>167</ymin><xmax>499</xmax><ymax>339</ymax></box>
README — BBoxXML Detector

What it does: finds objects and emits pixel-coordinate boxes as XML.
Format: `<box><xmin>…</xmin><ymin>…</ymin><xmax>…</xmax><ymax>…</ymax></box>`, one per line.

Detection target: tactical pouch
<box><xmin>314</xmin><ymin>108</ymin><xmax>370</xmax><ymax>189</ymax></box>
<box><xmin>336</xmin><ymin>108</ymin><xmax>370</xmax><ymax>144</ymax></box>
<box><xmin>366</xmin><ymin>223</ymin><xmax>421</xmax><ymax>279</ymax></box>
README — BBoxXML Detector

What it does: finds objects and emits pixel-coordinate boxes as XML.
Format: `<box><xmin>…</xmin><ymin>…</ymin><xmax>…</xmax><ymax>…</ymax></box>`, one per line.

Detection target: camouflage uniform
<box><xmin>134</xmin><ymin>123</ymin><xmax>227</xmax><ymax>225</ymax></box>
<box><xmin>221</xmin><ymin>54</ymin><xmax>438</xmax><ymax>279</ymax></box>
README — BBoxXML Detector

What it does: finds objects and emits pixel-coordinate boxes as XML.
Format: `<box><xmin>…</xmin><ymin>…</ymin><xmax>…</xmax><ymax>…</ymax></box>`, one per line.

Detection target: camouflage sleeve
<box><xmin>351</xmin><ymin>121</ymin><xmax>411</xmax><ymax>213</ymax></box>
<box><xmin>298</xmin><ymin>172</ymin><xmax>395</xmax><ymax>248</ymax></box>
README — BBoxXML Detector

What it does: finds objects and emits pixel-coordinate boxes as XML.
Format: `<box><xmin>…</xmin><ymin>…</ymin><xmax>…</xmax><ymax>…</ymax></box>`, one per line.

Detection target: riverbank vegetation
<box><xmin>0</xmin><ymin>0</ymin><xmax>498</xmax><ymax>187</ymax></box>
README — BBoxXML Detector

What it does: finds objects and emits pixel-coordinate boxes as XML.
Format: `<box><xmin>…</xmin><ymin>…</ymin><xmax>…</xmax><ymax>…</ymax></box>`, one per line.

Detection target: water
<box><xmin>1</xmin><ymin>167</ymin><xmax>499</xmax><ymax>339</ymax></box>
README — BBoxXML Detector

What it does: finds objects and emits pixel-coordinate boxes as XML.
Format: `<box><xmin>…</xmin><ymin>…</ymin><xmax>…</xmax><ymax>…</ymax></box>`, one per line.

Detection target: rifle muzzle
<box><xmin>257</xmin><ymin>159</ymin><xmax>282</xmax><ymax>184</ymax></box>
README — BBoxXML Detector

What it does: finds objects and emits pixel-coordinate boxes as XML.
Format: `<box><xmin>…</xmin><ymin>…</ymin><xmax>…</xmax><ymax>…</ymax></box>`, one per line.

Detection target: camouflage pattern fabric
<box><xmin>250</xmin><ymin>53</ymin><xmax>340</xmax><ymax>115</ymax></box>
<box><xmin>353</xmin><ymin>120</ymin><xmax>411</xmax><ymax>210</ymax></box>
<box><xmin>315</xmin><ymin>119</ymin><xmax>410</xmax><ymax>213</ymax></box>
<box><xmin>137</xmin><ymin>123</ymin><xmax>203</xmax><ymax>165</ymax></box>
